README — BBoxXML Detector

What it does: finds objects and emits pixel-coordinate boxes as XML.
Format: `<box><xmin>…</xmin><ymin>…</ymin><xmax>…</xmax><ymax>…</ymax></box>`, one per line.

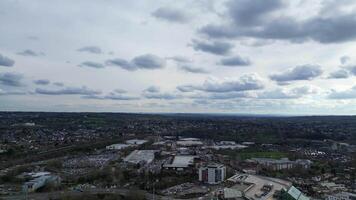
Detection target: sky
<box><xmin>1</xmin><ymin>0</ymin><xmax>356</xmax><ymax>115</ymax></box>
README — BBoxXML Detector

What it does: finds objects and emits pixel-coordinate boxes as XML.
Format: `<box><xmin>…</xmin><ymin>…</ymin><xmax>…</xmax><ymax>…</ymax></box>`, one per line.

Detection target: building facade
<box><xmin>199</xmin><ymin>164</ymin><xmax>226</xmax><ymax>184</ymax></box>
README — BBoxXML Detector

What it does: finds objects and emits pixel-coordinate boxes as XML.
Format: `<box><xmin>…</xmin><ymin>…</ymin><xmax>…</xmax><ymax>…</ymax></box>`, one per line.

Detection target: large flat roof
<box><xmin>228</xmin><ymin>173</ymin><xmax>292</xmax><ymax>200</ymax></box>
<box><xmin>123</xmin><ymin>150</ymin><xmax>156</xmax><ymax>164</ymax></box>
<box><xmin>164</xmin><ymin>155</ymin><xmax>196</xmax><ymax>168</ymax></box>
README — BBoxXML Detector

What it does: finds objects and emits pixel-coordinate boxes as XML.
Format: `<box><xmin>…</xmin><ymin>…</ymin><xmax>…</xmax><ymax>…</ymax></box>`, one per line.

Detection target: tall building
<box><xmin>199</xmin><ymin>163</ymin><xmax>226</xmax><ymax>184</ymax></box>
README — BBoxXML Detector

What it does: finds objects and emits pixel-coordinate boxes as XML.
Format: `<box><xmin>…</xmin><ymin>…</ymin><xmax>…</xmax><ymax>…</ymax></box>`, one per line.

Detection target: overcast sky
<box><xmin>1</xmin><ymin>0</ymin><xmax>356</xmax><ymax>115</ymax></box>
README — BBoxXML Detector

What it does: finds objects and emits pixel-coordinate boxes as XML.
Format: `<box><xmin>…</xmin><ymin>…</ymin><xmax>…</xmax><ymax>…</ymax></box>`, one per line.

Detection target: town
<box><xmin>0</xmin><ymin>112</ymin><xmax>355</xmax><ymax>200</ymax></box>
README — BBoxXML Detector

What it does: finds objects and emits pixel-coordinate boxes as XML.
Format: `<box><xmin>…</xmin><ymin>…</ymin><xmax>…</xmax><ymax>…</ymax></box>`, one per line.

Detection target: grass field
<box><xmin>216</xmin><ymin>149</ymin><xmax>289</xmax><ymax>160</ymax></box>
<box><xmin>238</xmin><ymin>151</ymin><xmax>288</xmax><ymax>160</ymax></box>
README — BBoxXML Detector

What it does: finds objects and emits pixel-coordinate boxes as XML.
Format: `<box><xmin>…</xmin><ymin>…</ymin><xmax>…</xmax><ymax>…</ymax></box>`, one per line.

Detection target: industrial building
<box><xmin>105</xmin><ymin>143</ymin><xmax>131</xmax><ymax>150</ymax></box>
<box><xmin>199</xmin><ymin>163</ymin><xmax>226</xmax><ymax>184</ymax></box>
<box><xmin>281</xmin><ymin>186</ymin><xmax>310</xmax><ymax>200</ymax></box>
<box><xmin>22</xmin><ymin>172</ymin><xmax>61</xmax><ymax>193</ymax></box>
<box><xmin>163</xmin><ymin>155</ymin><xmax>197</xmax><ymax>171</ymax></box>
<box><xmin>177</xmin><ymin>138</ymin><xmax>203</xmax><ymax>147</ymax></box>
<box><xmin>123</xmin><ymin>150</ymin><xmax>157</xmax><ymax>165</ymax></box>
<box><xmin>225</xmin><ymin>173</ymin><xmax>292</xmax><ymax>200</ymax></box>
<box><xmin>125</xmin><ymin>139</ymin><xmax>148</xmax><ymax>145</ymax></box>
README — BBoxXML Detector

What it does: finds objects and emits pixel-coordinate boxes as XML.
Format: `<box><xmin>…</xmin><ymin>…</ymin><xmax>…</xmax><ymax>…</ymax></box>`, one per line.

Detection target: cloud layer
<box><xmin>219</xmin><ymin>55</ymin><xmax>251</xmax><ymax>66</ymax></box>
<box><xmin>106</xmin><ymin>54</ymin><xmax>166</xmax><ymax>71</ymax></box>
<box><xmin>77</xmin><ymin>46</ymin><xmax>102</xmax><ymax>54</ymax></box>
<box><xmin>1</xmin><ymin>0</ymin><xmax>356</xmax><ymax>114</ymax></box>
<box><xmin>270</xmin><ymin>65</ymin><xmax>323</xmax><ymax>84</ymax></box>
<box><xmin>152</xmin><ymin>7</ymin><xmax>190</xmax><ymax>23</ymax></box>
<box><xmin>0</xmin><ymin>54</ymin><xmax>15</xmax><ymax>67</ymax></box>
<box><xmin>191</xmin><ymin>40</ymin><xmax>234</xmax><ymax>55</ymax></box>
<box><xmin>35</xmin><ymin>86</ymin><xmax>101</xmax><ymax>95</ymax></box>
<box><xmin>199</xmin><ymin>0</ymin><xmax>356</xmax><ymax>44</ymax></box>
<box><xmin>0</xmin><ymin>72</ymin><xmax>23</xmax><ymax>87</ymax></box>
<box><xmin>178</xmin><ymin>74</ymin><xmax>264</xmax><ymax>93</ymax></box>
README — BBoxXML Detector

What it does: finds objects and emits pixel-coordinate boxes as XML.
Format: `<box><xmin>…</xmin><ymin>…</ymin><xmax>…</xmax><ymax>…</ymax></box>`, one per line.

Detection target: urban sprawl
<box><xmin>0</xmin><ymin>112</ymin><xmax>355</xmax><ymax>200</ymax></box>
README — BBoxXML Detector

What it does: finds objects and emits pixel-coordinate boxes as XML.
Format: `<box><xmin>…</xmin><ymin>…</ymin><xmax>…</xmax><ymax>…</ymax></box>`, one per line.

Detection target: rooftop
<box><xmin>227</xmin><ymin>173</ymin><xmax>292</xmax><ymax>200</ymax></box>
<box><xmin>164</xmin><ymin>155</ymin><xmax>196</xmax><ymax>168</ymax></box>
<box><xmin>125</xmin><ymin>139</ymin><xmax>148</xmax><ymax>145</ymax></box>
<box><xmin>123</xmin><ymin>150</ymin><xmax>157</xmax><ymax>165</ymax></box>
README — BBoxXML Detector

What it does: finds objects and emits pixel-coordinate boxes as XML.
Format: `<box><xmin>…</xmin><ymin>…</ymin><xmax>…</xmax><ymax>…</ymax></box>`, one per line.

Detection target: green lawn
<box><xmin>216</xmin><ymin>149</ymin><xmax>289</xmax><ymax>160</ymax></box>
<box><xmin>238</xmin><ymin>151</ymin><xmax>288</xmax><ymax>160</ymax></box>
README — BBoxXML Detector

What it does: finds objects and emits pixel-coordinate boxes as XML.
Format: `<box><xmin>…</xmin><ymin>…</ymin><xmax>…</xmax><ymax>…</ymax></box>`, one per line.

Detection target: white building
<box><xmin>226</xmin><ymin>173</ymin><xmax>293</xmax><ymax>200</ymax></box>
<box><xmin>199</xmin><ymin>163</ymin><xmax>226</xmax><ymax>184</ymax></box>
<box><xmin>123</xmin><ymin>150</ymin><xmax>157</xmax><ymax>165</ymax></box>
<box><xmin>126</xmin><ymin>139</ymin><xmax>148</xmax><ymax>145</ymax></box>
<box><xmin>23</xmin><ymin>172</ymin><xmax>61</xmax><ymax>193</ymax></box>
<box><xmin>106</xmin><ymin>143</ymin><xmax>131</xmax><ymax>150</ymax></box>
<box><xmin>326</xmin><ymin>192</ymin><xmax>356</xmax><ymax>200</ymax></box>
<box><xmin>163</xmin><ymin>155</ymin><xmax>196</xmax><ymax>171</ymax></box>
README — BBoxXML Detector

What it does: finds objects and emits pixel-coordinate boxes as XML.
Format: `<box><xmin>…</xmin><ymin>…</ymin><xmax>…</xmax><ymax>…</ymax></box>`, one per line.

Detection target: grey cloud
<box><xmin>219</xmin><ymin>55</ymin><xmax>251</xmax><ymax>66</ymax></box>
<box><xmin>270</xmin><ymin>65</ymin><xmax>323</xmax><ymax>83</ymax></box>
<box><xmin>328</xmin><ymin>69</ymin><xmax>349</xmax><ymax>79</ymax></box>
<box><xmin>258</xmin><ymin>86</ymin><xmax>318</xmax><ymax>99</ymax></box>
<box><xmin>0</xmin><ymin>54</ymin><xmax>15</xmax><ymax>67</ymax></box>
<box><xmin>83</xmin><ymin>93</ymin><xmax>139</xmax><ymax>101</ymax></box>
<box><xmin>348</xmin><ymin>65</ymin><xmax>356</xmax><ymax>75</ymax></box>
<box><xmin>103</xmin><ymin>94</ymin><xmax>139</xmax><ymax>100</ymax></box>
<box><xmin>106</xmin><ymin>54</ymin><xmax>165</xmax><ymax>71</ymax></box>
<box><xmin>144</xmin><ymin>86</ymin><xmax>160</xmax><ymax>93</ymax></box>
<box><xmin>191</xmin><ymin>39</ymin><xmax>234</xmax><ymax>55</ymax></box>
<box><xmin>0</xmin><ymin>88</ymin><xmax>26</xmax><ymax>96</ymax></box>
<box><xmin>142</xmin><ymin>86</ymin><xmax>180</xmax><ymax>100</ymax></box>
<box><xmin>53</xmin><ymin>82</ymin><xmax>64</xmax><ymax>87</ymax></box>
<box><xmin>167</xmin><ymin>56</ymin><xmax>192</xmax><ymax>63</ymax></box>
<box><xmin>178</xmin><ymin>74</ymin><xmax>264</xmax><ymax>93</ymax></box>
<box><xmin>328</xmin><ymin>86</ymin><xmax>356</xmax><ymax>99</ymax></box>
<box><xmin>179</xmin><ymin>65</ymin><xmax>209</xmax><ymax>74</ymax></box>
<box><xmin>34</xmin><ymin>79</ymin><xmax>50</xmax><ymax>85</ymax></box>
<box><xmin>340</xmin><ymin>56</ymin><xmax>350</xmax><ymax>65</ymax></box>
<box><xmin>206</xmin><ymin>92</ymin><xmax>251</xmax><ymax>100</ymax></box>
<box><xmin>226</xmin><ymin>0</ymin><xmax>285</xmax><ymax>27</ymax></box>
<box><xmin>152</xmin><ymin>7</ymin><xmax>190</xmax><ymax>23</ymax></box>
<box><xmin>177</xmin><ymin>85</ymin><xmax>195</xmax><ymax>92</ymax></box>
<box><xmin>105</xmin><ymin>58</ymin><xmax>134</xmax><ymax>71</ymax></box>
<box><xmin>200</xmin><ymin>0</ymin><xmax>356</xmax><ymax>44</ymax></box>
<box><xmin>35</xmin><ymin>86</ymin><xmax>101</xmax><ymax>95</ymax></box>
<box><xmin>17</xmin><ymin>49</ymin><xmax>44</xmax><ymax>56</ymax></box>
<box><xmin>113</xmin><ymin>89</ymin><xmax>127</xmax><ymax>94</ymax></box>
<box><xmin>0</xmin><ymin>72</ymin><xmax>23</xmax><ymax>87</ymax></box>
<box><xmin>77</xmin><ymin>46</ymin><xmax>102</xmax><ymax>54</ymax></box>
<box><xmin>132</xmin><ymin>54</ymin><xmax>165</xmax><ymax>69</ymax></box>
<box><xmin>143</xmin><ymin>92</ymin><xmax>181</xmax><ymax>100</ymax></box>
<box><xmin>258</xmin><ymin>89</ymin><xmax>299</xmax><ymax>99</ymax></box>
<box><xmin>80</xmin><ymin>61</ymin><xmax>105</xmax><ymax>69</ymax></box>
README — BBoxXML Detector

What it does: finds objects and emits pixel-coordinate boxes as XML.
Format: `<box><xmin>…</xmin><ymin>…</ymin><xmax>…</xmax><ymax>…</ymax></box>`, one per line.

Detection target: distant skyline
<box><xmin>1</xmin><ymin>0</ymin><xmax>356</xmax><ymax>115</ymax></box>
